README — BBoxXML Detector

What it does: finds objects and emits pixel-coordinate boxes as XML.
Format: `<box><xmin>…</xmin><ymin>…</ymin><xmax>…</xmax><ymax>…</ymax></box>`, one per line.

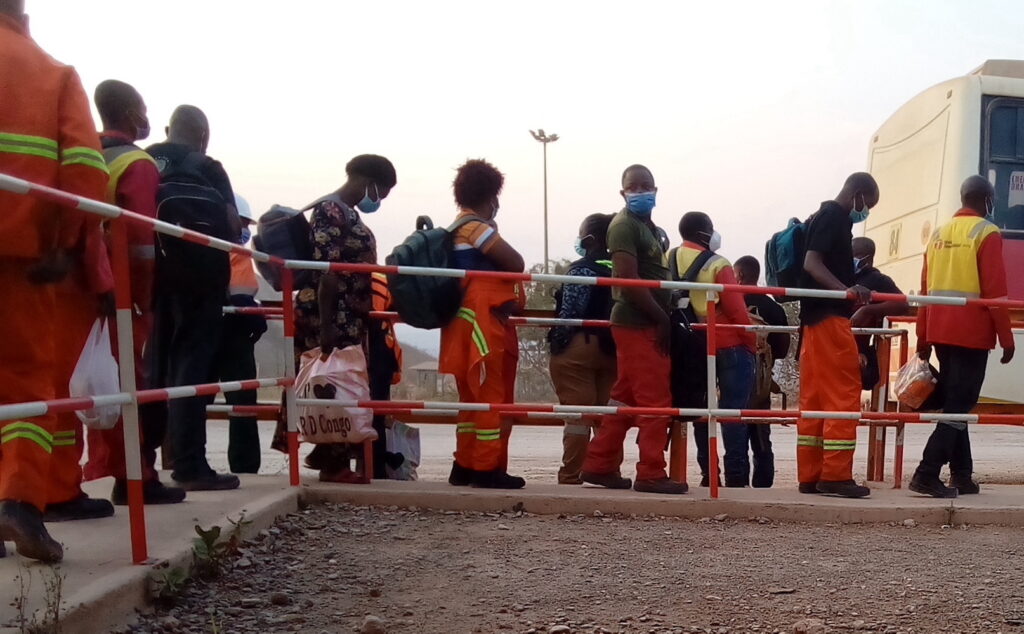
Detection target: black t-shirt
<box><xmin>745</xmin><ymin>293</ymin><xmax>791</xmax><ymax>360</ymax></box>
<box><xmin>146</xmin><ymin>142</ymin><xmax>235</xmax><ymax>204</ymax></box>
<box><xmin>800</xmin><ymin>201</ymin><xmax>855</xmax><ymax>326</ymax></box>
<box><xmin>853</xmin><ymin>265</ymin><xmax>902</xmax><ymax>353</ymax></box>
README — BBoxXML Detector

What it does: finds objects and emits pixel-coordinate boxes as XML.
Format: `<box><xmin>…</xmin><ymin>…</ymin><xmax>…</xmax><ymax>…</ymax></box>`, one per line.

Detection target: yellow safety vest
<box><xmin>673</xmin><ymin>245</ymin><xmax>730</xmax><ymax>318</ymax></box>
<box><xmin>926</xmin><ymin>214</ymin><xmax>999</xmax><ymax>298</ymax></box>
<box><xmin>101</xmin><ymin>145</ymin><xmax>156</xmax><ymax>204</ymax></box>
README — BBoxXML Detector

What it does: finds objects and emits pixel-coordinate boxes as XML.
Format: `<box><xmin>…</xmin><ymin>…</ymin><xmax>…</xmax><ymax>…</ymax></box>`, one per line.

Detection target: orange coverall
<box><xmin>0</xmin><ymin>14</ymin><xmax>108</xmax><ymax>511</ymax></box>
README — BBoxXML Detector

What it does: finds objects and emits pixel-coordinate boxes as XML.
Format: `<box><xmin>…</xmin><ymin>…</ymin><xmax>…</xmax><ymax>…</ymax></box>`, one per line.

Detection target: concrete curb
<box><xmin>306</xmin><ymin>482</ymin><xmax>1023</xmax><ymax>527</ymax></box>
<box><xmin>31</xmin><ymin>486</ymin><xmax>300</xmax><ymax>634</ymax></box>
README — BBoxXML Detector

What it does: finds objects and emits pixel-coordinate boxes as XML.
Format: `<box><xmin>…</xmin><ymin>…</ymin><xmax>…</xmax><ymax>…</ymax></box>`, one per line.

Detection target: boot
<box><xmin>910</xmin><ymin>423</ymin><xmax>959</xmax><ymax>498</ymax></box>
<box><xmin>581</xmin><ymin>471</ymin><xmax>632</xmax><ymax>490</ymax></box>
<box><xmin>112</xmin><ymin>479</ymin><xmax>187</xmax><ymax>505</ymax></box>
<box><xmin>43</xmin><ymin>495</ymin><xmax>115</xmax><ymax>522</ymax></box>
<box><xmin>558</xmin><ymin>429</ymin><xmax>589</xmax><ymax>485</ymax></box>
<box><xmin>0</xmin><ymin>501</ymin><xmax>63</xmax><ymax>563</ymax></box>
<box><xmin>699</xmin><ymin>473</ymin><xmax>721</xmax><ymax>488</ymax></box>
<box><xmin>798</xmin><ymin>482</ymin><xmax>820</xmax><ymax>494</ymax></box>
<box><xmin>448</xmin><ymin>461</ymin><xmax>475</xmax><ymax>487</ymax></box>
<box><xmin>948</xmin><ymin>427</ymin><xmax>978</xmax><ymax>494</ymax></box>
<box><xmin>471</xmin><ymin>469</ymin><xmax>526</xmax><ymax>489</ymax></box>
<box><xmin>172</xmin><ymin>471</ymin><xmax>240</xmax><ymax>492</ymax></box>
<box><xmin>633</xmin><ymin>477</ymin><xmax>688</xmax><ymax>495</ymax></box>
<box><xmin>816</xmin><ymin>480</ymin><xmax>871</xmax><ymax>498</ymax></box>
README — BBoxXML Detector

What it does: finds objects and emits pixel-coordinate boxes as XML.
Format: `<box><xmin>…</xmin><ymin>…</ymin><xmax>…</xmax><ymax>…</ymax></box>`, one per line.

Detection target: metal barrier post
<box><xmin>893</xmin><ymin>330</ymin><xmax>909</xmax><ymax>488</ymax></box>
<box><xmin>707</xmin><ymin>298</ymin><xmax>720</xmax><ymax>499</ymax></box>
<box><xmin>109</xmin><ymin>218</ymin><xmax>148</xmax><ymax>563</ymax></box>
<box><xmin>281</xmin><ymin>268</ymin><xmax>300</xmax><ymax>486</ymax></box>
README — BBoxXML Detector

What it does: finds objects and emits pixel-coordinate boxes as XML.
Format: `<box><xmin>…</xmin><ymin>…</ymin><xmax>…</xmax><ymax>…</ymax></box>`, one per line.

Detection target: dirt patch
<box><xmin>130</xmin><ymin>503</ymin><xmax>1024</xmax><ymax>633</ymax></box>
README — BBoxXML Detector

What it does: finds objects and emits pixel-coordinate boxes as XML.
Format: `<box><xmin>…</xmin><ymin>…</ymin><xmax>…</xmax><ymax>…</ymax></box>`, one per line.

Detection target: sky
<box><xmin>27</xmin><ymin>0</ymin><xmax>1024</xmax><ymax>353</ymax></box>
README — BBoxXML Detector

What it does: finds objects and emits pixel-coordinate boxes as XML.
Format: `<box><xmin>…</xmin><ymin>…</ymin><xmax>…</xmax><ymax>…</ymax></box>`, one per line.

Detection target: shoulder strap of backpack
<box><xmin>681</xmin><ymin>249</ymin><xmax>716</xmax><ymax>283</ymax></box>
<box><xmin>446</xmin><ymin>214</ymin><xmax>485</xmax><ymax>233</ymax></box>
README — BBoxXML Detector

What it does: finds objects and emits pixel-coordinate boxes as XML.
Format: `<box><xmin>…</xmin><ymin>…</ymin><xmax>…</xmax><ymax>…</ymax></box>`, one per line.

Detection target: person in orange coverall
<box><xmin>0</xmin><ymin>0</ymin><xmax>109</xmax><ymax>562</ymax></box>
<box><xmin>440</xmin><ymin>159</ymin><xmax>527</xmax><ymax>489</ymax></box>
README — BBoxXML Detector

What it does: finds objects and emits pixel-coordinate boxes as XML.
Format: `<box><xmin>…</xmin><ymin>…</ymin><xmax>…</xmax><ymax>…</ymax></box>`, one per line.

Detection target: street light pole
<box><xmin>529</xmin><ymin>129</ymin><xmax>559</xmax><ymax>273</ymax></box>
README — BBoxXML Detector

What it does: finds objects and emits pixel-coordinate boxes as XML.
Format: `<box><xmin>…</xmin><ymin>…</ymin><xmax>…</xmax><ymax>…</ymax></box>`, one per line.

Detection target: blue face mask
<box><xmin>356</xmin><ymin>184</ymin><xmax>381</xmax><ymax>214</ymax></box>
<box><xmin>625</xmin><ymin>191</ymin><xmax>656</xmax><ymax>216</ymax></box>
<box><xmin>574</xmin><ymin>235</ymin><xmax>590</xmax><ymax>257</ymax></box>
<box><xmin>238</xmin><ymin>227</ymin><xmax>251</xmax><ymax>245</ymax></box>
<box><xmin>849</xmin><ymin>198</ymin><xmax>870</xmax><ymax>224</ymax></box>
<box><xmin>853</xmin><ymin>256</ymin><xmax>864</xmax><ymax>271</ymax></box>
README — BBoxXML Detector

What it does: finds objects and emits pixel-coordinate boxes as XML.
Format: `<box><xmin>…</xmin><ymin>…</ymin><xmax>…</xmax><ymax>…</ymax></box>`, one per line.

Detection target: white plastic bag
<box><xmin>68</xmin><ymin>318</ymin><xmax>122</xmax><ymax>429</ymax></box>
<box><xmin>296</xmin><ymin>346</ymin><xmax>377</xmax><ymax>444</ymax></box>
<box><xmin>385</xmin><ymin>421</ymin><xmax>420</xmax><ymax>480</ymax></box>
<box><xmin>894</xmin><ymin>356</ymin><xmax>937</xmax><ymax>410</ymax></box>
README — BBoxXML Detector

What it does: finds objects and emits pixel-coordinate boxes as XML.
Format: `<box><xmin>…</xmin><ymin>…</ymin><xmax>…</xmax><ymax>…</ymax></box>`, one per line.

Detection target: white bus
<box><xmin>866</xmin><ymin>59</ymin><xmax>1024</xmax><ymax>404</ymax></box>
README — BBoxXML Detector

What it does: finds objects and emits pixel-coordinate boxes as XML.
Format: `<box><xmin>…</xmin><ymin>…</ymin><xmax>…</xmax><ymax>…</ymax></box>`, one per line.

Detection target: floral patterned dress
<box><xmin>293</xmin><ymin>198</ymin><xmax>377</xmax><ymax>361</ymax></box>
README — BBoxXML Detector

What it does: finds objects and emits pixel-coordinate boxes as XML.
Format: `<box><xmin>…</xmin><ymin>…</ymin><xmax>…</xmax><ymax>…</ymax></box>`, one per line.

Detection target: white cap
<box><xmin>234</xmin><ymin>193</ymin><xmax>253</xmax><ymax>221</ymax></box>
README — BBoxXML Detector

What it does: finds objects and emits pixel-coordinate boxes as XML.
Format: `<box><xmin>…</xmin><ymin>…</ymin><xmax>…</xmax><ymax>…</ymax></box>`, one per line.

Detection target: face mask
<box><xmin>131</xmin><ymin>111</ymin><xmax>150</xmax><ymax>141</ymax></box>
<box><xmin>625</xmin><ymin>191</ymin><xmax>656</xmax><ymax>216</ymax></box>
<box><xmin>574</xmin><ymin>235</ymin><xmax>591</xmax><ymax>257</ymax></box>
<box><xmin>356</xmin><ymin>184</ymin><xmax>381</xmax><ymax>213</ymax></box>
<box><xmin>237</xmin><ymin>227</ymin><xmax>251</xmax><ymax>245</ymax></box>
<box><xmin>697</xmin><ymin>230</ymin><xmax>722</xmax><ymax>252</ymax></box>
<box><xmin>986</xmin><ymin>198</ymin><xmax>995</xmax><ymax>218</ymax></box>
<box><xmin>849</xmin><ymin>197</ymin><xmax>870</xmax><ymax>224</ymax></box>
<box><xmin>491</xmin><ymin>201</ymin><xmax>500</xmax><ymax>219</ymax></box>
<box><xmin>853</xmin><ymin>256</ymin><xmax>865</xmax><ymax>272</ymax></box>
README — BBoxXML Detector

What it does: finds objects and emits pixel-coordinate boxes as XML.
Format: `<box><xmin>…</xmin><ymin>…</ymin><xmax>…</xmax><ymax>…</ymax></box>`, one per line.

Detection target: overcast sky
<box><xmin>29</xmin><ymin>0</ymin><xmax>1023</xmax><ymax>352</ymax></box>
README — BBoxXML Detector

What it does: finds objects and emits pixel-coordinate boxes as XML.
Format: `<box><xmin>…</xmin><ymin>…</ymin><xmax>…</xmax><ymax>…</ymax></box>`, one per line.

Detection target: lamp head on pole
<box><xmin>529</xmin><ymin>129</ymin><xmax>560</xmax><ymax>144</ymax></box>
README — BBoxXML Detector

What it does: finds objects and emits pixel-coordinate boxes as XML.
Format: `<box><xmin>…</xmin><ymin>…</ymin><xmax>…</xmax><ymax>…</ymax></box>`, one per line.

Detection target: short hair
<box><xmin>582</xmin><ymin>213</ymin><xmax>614</xmax><ymax>241</ymax></box>
<box><xmin>851</xmin><ymin>237</ymin><xmax>876</xmax><ymax>257</ymax></box>
<box><xmin>621</xmin><ymin>163</ymin><xmax>653</xmax><ymax>186</ymax></box>
<box><xmin>453</xmin><ymin>159</ymin><xmax>504</xmax><ymax>209</ymax></box>
<box><xmin>734</xmin><ymin>255</ymin><xmax>761</xmax><ymax>280</ymax></box>
<box><xmin>94</xmin><ymin>80</ymin><xmax>141</xmax><ymax>129</ymax></box>
<box><xmin>678</xmin><ymin>211</ymin><xmax>712</xmax><ymax>240</ymax></box>
<box><xmin>346</xmin><ymin>154</ymin><xmax>397</xmax><ymax>190</ymax></box>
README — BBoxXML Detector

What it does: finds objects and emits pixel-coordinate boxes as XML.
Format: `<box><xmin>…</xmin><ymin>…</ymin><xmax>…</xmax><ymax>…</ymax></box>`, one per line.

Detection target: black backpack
<box><xmin>384</xmin><ymin>215</ymin><xmax>481</xmax><ymax>329</ymax></box>
<box><xmin>668</xmin><ymin>247</ymin><xmax>716</xmax><ymax>417</ymax></box>
<box><xmin>154</xmin><ymin>152</ymin><xmax>232</xmax><ymax>294</ymax></box>
<box><xmin>548</xmin><ymin>258</ymin><xmax>615</xmax><ymax>356</ymax></box>
<box><xmin>252</xmin><ymin>200</ymin><xmax>323</xmax><ymax>291</ymax></box>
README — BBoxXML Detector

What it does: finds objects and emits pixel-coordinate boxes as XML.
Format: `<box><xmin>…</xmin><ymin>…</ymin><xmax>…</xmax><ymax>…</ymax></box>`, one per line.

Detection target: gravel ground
<box><xmin>130</xmin><ymin>502</ymin><xmax>1024</xmax><ymax>634</ymax></box>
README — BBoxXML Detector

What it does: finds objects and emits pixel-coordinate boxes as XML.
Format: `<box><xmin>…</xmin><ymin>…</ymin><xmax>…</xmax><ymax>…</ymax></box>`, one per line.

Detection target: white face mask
<box><xmin>699</xmin><ymin>229</ymin><xmax>722</xmax><ymax>252</ymax></box>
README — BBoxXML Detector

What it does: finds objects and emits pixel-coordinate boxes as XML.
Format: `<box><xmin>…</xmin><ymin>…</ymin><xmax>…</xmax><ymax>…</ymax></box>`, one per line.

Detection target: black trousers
<box><xmin>218</xmin><ymin>315</ymin><xmax>260</xmax><ymax>474</ymax></box>
<box><xmin>154</xmin><ymin>289</ymin><xmax>225</xmax><ymax>481</ymax></box>
<box><xmin>368</xmin><ymin>324</ymin><xmax>398</xmax><ymax>479</ymax></box>
<box><xmin>917</xmin><ymin>344</ymin><xmax>988</xmax><ymax>478</ymax></box>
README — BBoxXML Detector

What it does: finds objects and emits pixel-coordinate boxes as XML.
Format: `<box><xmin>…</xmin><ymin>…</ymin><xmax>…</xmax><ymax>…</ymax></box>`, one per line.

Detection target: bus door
<box><xmin>982</xmin><ymin>96</ymin><xmax>1024</xmax><ymax>299</ymax></box>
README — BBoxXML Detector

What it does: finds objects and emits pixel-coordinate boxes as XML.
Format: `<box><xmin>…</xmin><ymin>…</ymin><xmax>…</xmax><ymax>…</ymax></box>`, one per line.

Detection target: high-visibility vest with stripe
<box><xmin>673</xmin><ymin>245</ymin><xmax>730</xmax><ymax>318</ymax></box>
<box><xmin>926</xmin><ymin>215</ymin><xmax>999</xmax><ymax>298</ymax></box>
<box><xmin>371</xmin><ymin>273</ymin><xmax>403</xmax><ymax>384</ymax></box>
<box><xmin>102</xmin><ymin>144</ymin><xmax>156</xmax><ymax>205</ymax></box>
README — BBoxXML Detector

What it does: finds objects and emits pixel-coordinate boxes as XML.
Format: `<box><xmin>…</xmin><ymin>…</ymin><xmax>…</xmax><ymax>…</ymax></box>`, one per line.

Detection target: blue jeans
<box><xmin>694</xmin><ymin>346</ymin><xmax>755</xmax><ymax>486</ymax></box>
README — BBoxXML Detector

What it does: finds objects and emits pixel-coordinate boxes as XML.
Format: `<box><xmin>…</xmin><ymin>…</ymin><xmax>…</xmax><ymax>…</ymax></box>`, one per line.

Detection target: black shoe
<box><xmin>173</xmin><ymin>472</ymin><xmax>240</xmax><ymax>492</ymax></box>
<box><xmin>816</xmin><ymin>480</ymin><xmax>871</xmax><ymax>498</ymax></box>
<box><xmin>0</xmin><ymin>501</ymin><xmax>63</xmax><ymax>563</ymax></box>
<box><xmin>471</xmin><ymin>469</ymin><xmax>526</xmax><ymax>489</ymax></box>
<box><xmin>633</xmin><ymin>478</ymin><xmax>688</xmax><ymax>495</ymax></box>
<box><xmin>43</xmin><ymin>495</ymin><xmax>114</xmax><ymax>522</ymax></box>
<box><xmin>798</xmin><ymin>482</ymin><xmax>821</xmax><ymax>494</ymax></box>
<box><xmin>910</xmin><ymin>474</ymin><xmax>958</xmax><ymax>498</ymax></box>
<box><xmin>699</xmin><ymin>474</ymin><xmax>722</xmax><ymax>488</ymax></box>
<box><xmin>448</xmin><ymin>461</ymin><xmax>475</xmax><ymax>487</ymax></box>
<box><xmin>112</xmin><ymin>479</ymin><xmax>187</xmax><ymax>505</ymax></box>
<box><xmin>581</xmin><ymin>471</ymin><xmax>632</xmax><ymax>490</ymax></box>
<box><xmin>949</xmin><ymin>475</ymin><xmax>980</xmax><ymax>495</ymax></box>
<box><xmin>304</xmin><ymin>444</ymin><xmax>338</xmax><ymax>471</ymax></box>
<box><xmin>724</xmin><ymin>478</ymin><xmax>749</xmax><ymax>488</ymax></box>
<box><xmin>0</xmin><ymin>541</ymin><xmax>5</xmax><ymax>558</ymax></box>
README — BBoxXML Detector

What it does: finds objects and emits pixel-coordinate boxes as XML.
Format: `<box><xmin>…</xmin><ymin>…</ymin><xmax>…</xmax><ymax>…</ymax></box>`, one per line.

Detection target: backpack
<box><xmin>252</xmin><ymin>203</ymin><xmax>316</xmax><ymax>291</ymax></box>
<box><xmin>747</xmin><ymin>305</ymin><xmax>775</xmax><ymax>406</ymax></box>
<box><xmin>384</xmin><ymin>215</ymin><xmax>482</xmax><ymax>329</ymax></box>
<box><xmin>154</xmin><ymin>151</ymin><xmax>232</xmax><ymax>294</ymax></box>
<box><xmin>764</xmin><ymin>217</ymin><xmax>807</xmax><ymax>301</ymax></box>
<box><xmin>548</xmin><ymin>258</ymin><xmax>615</xmax><ymax>356</ymax></box>
<box><xmin>667</xmin><ymin>247</ymin><xmax>716</xmax><ymax>416</ymax></box>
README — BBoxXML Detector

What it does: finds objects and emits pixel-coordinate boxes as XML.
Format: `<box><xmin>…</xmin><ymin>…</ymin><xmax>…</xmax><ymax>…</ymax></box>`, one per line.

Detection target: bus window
<box><xmin>983</xmin><ymin>96</ymin><xmax>1024</xmax><ymax>234</ymax></box>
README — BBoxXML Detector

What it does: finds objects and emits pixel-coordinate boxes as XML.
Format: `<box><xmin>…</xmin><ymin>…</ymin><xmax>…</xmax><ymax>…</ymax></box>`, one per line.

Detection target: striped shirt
<box><xmin>450</xmin><ymin>210</ymin><xmax>504</xmax><ymax>271</ymax></box>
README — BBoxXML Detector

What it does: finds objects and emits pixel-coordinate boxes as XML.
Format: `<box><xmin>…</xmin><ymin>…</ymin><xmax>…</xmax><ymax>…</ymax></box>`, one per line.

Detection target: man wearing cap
<box><xmin>217</xmin><ymin>194</ymin><xmax>267</xmax><ymax>474</ymax></box>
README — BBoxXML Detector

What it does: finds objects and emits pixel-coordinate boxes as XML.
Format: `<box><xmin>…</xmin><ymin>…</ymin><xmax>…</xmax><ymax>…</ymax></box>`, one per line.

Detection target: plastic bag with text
<box><xmin>296</xmin><ymin>347</ymin><xmax>376</xmax><ymax>444</ymax></box>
